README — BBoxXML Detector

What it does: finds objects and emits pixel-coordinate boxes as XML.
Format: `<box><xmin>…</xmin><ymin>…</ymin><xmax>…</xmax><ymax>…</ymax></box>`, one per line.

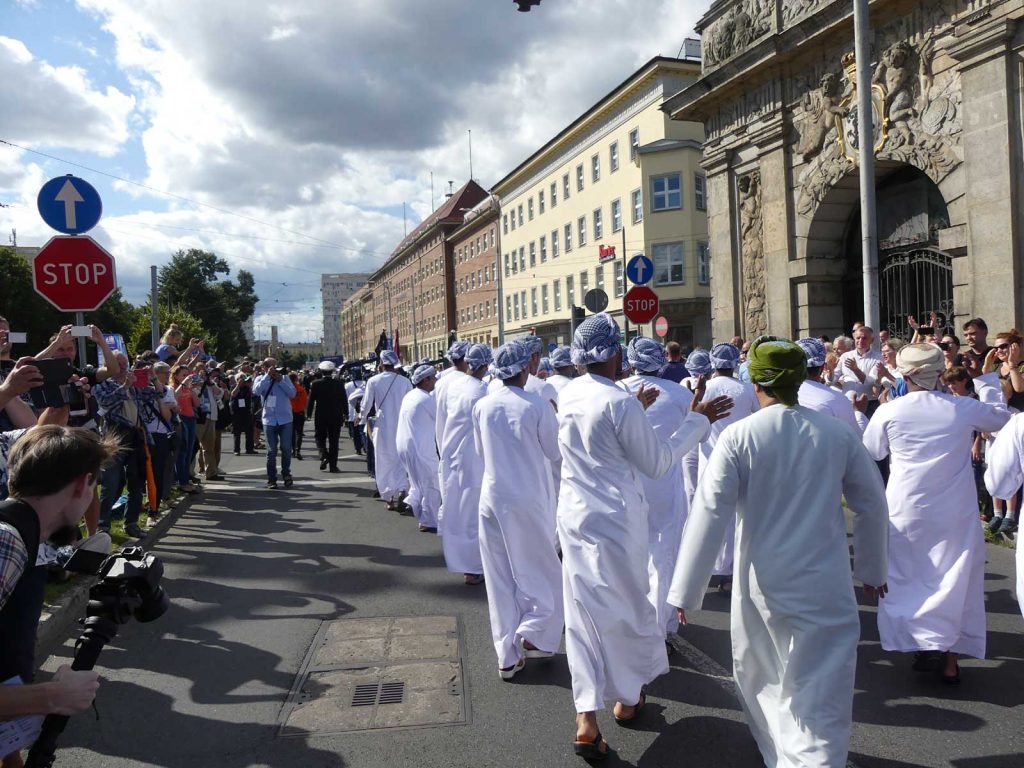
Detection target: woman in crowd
<box><xmin>171</xmin><ymin>364</ymin><xmax>200</xmax><ymax>493</ymax></box>
<box><xmin>875</xmin><ymin>339</ymin><xmax>906</xmax><ymax>403</ymax></box>
<box><xmin>289</xmin><ymin>372</ymin><xmax>309</xmax><ymax>460</ymax></box>
<box><xmin>983</xmin><ymin>329</ymin><xmax>1024</xmax><ymax>534</ymax></box>
<box><xmin>941</xmin><ymin>334</ymin><xmax>963</xmax><ymax>370</ymax></box>
<box><xmin>231</xmin><ymin>373</ymin><xmax>255</xmax><ymax>455</ymax></box>
<box><xmin>154</xmin><ymin>325</ymin><xmax>184</xmax><ymax>363</ymax></box>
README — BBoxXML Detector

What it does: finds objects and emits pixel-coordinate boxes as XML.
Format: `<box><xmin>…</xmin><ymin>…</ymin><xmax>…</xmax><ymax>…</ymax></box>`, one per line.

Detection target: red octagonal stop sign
<box><xmin>33</xmin><ymin>236</ymin><xmax>118</xmax><ymax>312</ymax></box>
<box><xmin>623</xmin><ymin>285</ymin><xmax>660</xmax><ymax>324</ymax></box>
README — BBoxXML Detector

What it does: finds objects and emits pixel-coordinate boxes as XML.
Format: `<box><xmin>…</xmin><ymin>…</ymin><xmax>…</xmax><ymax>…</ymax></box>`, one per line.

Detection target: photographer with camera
<box><xmin>252</xmin><ymin>359</ymin><xmax>296</xmax><ymax>490</ymax></box>
<box><xmin>0</xmin><ymin>426</ymin><xmax>117</xmax><ymax>765</ymax></box>
<box><xmin>190</xmin><ymin>361</ymin><xmax>224</xmax><ymax>482</ymax></box>
<box><xmin>230</xmin><ymin>372</ymin><xmax>255</xmax><ymax>455</ymax></box>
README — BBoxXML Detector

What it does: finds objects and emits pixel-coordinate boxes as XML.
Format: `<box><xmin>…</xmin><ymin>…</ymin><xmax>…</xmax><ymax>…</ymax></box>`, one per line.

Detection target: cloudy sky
<box><xmin>1</xmin><ymin>0</ymin><xmax>704</xmax><ymax>342</ymax></box>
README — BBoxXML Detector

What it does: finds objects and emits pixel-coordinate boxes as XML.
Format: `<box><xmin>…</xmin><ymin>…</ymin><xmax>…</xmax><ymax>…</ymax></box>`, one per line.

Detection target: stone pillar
<box><xmin>950</xmin><ymin>18</ymin><xmax>1023</xmax><ymax>331</ymax></box>
<box><xmin>758</xmin><ymin>140</ymin><xmax>793</xmax><ymax>337</ymax></box>
<box><xmin>705</xmin><ymin>160</ymin><xmax>740</xmax><ymax>341</ymax></box>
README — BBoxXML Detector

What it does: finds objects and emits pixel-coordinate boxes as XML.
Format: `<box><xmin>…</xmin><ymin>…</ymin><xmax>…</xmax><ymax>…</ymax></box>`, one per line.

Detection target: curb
<box><xmin>35</xmin><ymin>490</ymin><xmax>198</xmax><ymax>661</ymax></box>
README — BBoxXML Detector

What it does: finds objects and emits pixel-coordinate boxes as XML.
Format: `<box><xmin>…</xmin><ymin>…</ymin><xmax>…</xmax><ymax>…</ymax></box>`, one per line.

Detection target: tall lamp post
<box><xmin>854</xmin><ymin>0</ymin><xmax>880</xmax><ymax>332</ymax></box>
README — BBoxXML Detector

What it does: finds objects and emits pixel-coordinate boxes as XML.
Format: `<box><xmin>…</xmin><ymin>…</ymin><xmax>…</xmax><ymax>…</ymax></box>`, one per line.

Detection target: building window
<box><xmin>551</xmin><ymin>181</ymin><xmax>558</xmax><ymax>207</ymax></box>
<box><xmin>503</xmin><ymin>214</ymin><xmax>508</xmax><ymax>234</ymax></box>
<box><xmin>698</xmin><ymin>241</ymin><xmax>711</xmax><ymax>284</ymax></box>
<box><xmin>541</xmin><ymin>284</ymin><xmax>549</xmax><ymax>314</ymax></box>
<box><xmin>593</xmin><ymin>208</ymin><xmax>603</xmax><ymax>240</ymax></box>
<box><xmin>554</xmin><ymin>279</ymin><xmax>562</xmax><ymax>311</ymax></box>
<box><xmin>510</xmin><ymin>211</ymin><xmax>516</xmax><ymax>231</ymax></box>
<box><xmin>563</xmin><ymin>173</ymin><xmax>570</xmax><ymax>200</ymax></box>
<box><xmin>576</xmin><ymin>164</ymin><xmax>584</xmax><ymax>192</ymax></box>
<box><xmin>540</xmin><ymin>235</ymin><xmax>547</xmax><ymax>263</ymax></box>
<box><xmin>520</xmin><ymin>290</ymin><xmax>527</xmax><ymax>319</ymax></box>
<box><xmin>695</xmin><ymin>173</ymin><xmax>707</xmax><ymax>211</ymax></box>
<box><xmin>595</xmin><ymin>264</ymin><xmax>605</xmax><ymax>292</ymax></box>
<box><xmin>629</xmin><ymin>127</ymin><xmax>639</xmax><ymax>162</ymax></box>
<box><xmin>490</xmin><ymin>229</ymin><xmax>495</xmax><ymax>248</ymax></box>
<box><xmin>577</xmin><ymin>216</ymin><xmax>587</xmax><ymax>246</ymax></box>
<box><xmin>653</xmin><ymin>242</ymin><xmax>685</xmax><ymax>285</ymax></box>
<box><xmin>651</xmin><ymin>173</ymin><xmax>682</xmax><ymax>211</ymax></box>
<box><xmin>591</xmin><ymin>154</ymin><xmax>600</xmax><ymax>183</ymax></box>
<box><xmin>566</xmin><ymin>275</ymin><xmax>575</xmax><ymax>307</ymax></box>
<box><xmin>528</xmin><ymin>198</ymin><xmax>534</xmax><ymax>221</ymax></box>
<box><xmin>579</xmin><ymin>270</ymin><xmax>589</xmax><ymax>294</ymax></box>
<box><xmin>614</xmin><ymin>260</ymin><xmax>624</xmax><ymax>297</ymax></box>
<box><xmin>631</xmin><ymin>188</ymin><xmax>643</xmax><ymax>224</ymax></box>
<box><xmin>609</xmin><ymin>198</ymin><xmax>623</xmax><ymax>233</ymax></box>
<box><xmin>518</xmin><ymin>246</ymin><xmax>525</xmax><ymax>271</ymax></box>
<box><xmin>507</xmin><ymin>295</ymin><xmax>513</xmax><ymax>321</ymax></box>
<box><xmin>551</xmin><ymin>229</ymin><xmax>559</xmax><ymax>258</ymax></box>
<box><xmin>513</xmin><ymin>295</ymin><xmax>519</xmax><ymax>321</ymax></box>
<box><xmin>529</xmin><ymin>241</ymin><xmax>536</xmax><ymax>267</ymax></box>
<box><xmin>564</xmin><ymin>223</ymin><xmax>573</xmax><ymax>252</ymax></box>
<box><xmin>517</xmin><ymin>204</ymin><xmax>524</xmax><ymax>226</ymax></box>
<box><xmin>511</xmin><ymin>251</ymin><xmax>518</xmax><ymax>274</ymax></box>
<box><xmin>609</xmin><ymin>141</ymin><xmax>619</xmax><ymax>173</ymax></box>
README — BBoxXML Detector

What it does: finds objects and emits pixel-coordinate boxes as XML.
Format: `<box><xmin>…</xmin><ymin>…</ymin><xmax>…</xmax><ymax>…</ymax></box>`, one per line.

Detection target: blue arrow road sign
<box><xmin>37</xmin><ymin>175</ymin><xmax>102</xmax><ymax>234</ymax></box>
<box><xmin>626</xmin><ymin>253</ymin><xmax>654</xmax><ymax>286</ymax></box>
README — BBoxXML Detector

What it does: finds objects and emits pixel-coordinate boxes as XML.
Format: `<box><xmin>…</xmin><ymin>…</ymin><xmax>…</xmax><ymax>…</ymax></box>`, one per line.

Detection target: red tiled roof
<box><xmin>384</xmin><ymin>180</ymin><xmax>489</xmax><ymax>266</ymax></box>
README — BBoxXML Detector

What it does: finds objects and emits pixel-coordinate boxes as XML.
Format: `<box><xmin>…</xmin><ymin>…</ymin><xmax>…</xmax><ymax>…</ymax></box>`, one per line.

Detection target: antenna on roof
<box><xmin>468</xmin><ymin>130</ymin><xmax>473</xmax><ymax>181</ymax></box>
<box><xmin>403</xmin><ymin>202</ymin><xmax>407</xmax><ymax>236</ymax></box>
<box><xmin>430</xmin><ymin>172</ymin><xmax>435</xmax><ymax>210</ymax></box>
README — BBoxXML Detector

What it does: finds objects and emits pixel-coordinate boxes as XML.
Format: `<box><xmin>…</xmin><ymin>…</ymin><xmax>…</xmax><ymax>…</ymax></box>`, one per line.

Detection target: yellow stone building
<box><xmin>492</xmin><ymin>55</ymin><xmax>712</xmax><ymax>348</ymax></box>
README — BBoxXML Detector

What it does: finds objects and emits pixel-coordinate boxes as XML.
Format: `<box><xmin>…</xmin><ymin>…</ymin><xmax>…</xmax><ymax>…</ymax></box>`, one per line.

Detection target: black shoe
<box><xmin>372</xmin><ymin>489</ymin><xmax>381</xmax><ymax>498</ymax></box>
<box><xmin>356</xmin><ymin>449</ymin><xmax>364</xmax><ymax>456</ymax></box>
<box><xmin>124</xmin><ymin>523</ymin><xmax>146</xmax><ymax>538</ymax></box>
<box><xmin>267</xmin><ymin>480</ymin><xmax>278</xmax><ymax>490</ymax></box>
<box><xmin>245</xmin><ymin>451</ymin><xmax>258</xmax><ymax>455</ymax></box>
<box><xmin>294</xmin><ymin>453</ymin><xmax>303</xmax><ymax>461</ymax></box>
<box><xmin>329</xmin><ymin>467</ymin><xmax>342</xmax><ymax>474</ymax></box>
<box><xmin>283</xmin><ymin>475</ymin><xmax>294</xmax><ymax>488</ymax></box>
<box><xmin>234</xmin><ymin>451</ymin><xmax>240</xmax><ymax>456</ymax></box>
<box><xmin>320</xmin><ymin>459</ymin><xmax>328</xmax><ymax>470</ymax></box>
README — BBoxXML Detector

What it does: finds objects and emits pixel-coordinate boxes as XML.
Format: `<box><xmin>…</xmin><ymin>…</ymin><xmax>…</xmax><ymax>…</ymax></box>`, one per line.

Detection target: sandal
<box><xmin>613</xmin><ymin>692</ymin><xmax>646</xmax><ymax>724</ymax></box>
<box><xmin>939</xmin><ymin>653</ymin><xmax>961</xmax><ymax>685</ymax></box>
<box><xmin>573</xmin><ymin>730</ymin><xmax>608</xmax><ymax>761</ymax></box>
<box><xmin>464</xmin><ymin>574</ymin><xmax>484</xmax><ymax>586</ymax></box>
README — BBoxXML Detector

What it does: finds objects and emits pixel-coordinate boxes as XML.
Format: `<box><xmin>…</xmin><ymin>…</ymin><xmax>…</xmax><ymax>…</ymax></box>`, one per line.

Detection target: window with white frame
<box><xmin>698</xmin><ymin>241</ymin><xmax>711</xmax><ymax>284</ymax></box>
<box><xmin>611</xmin><ymin>198</ymin><xmax>622</xmax><ymax>232</ymax></box>
<box><xmin>511</xmin><ymin>251</ymin><xmax>518</xmax><ymax>274</ymax></box>
<box><xmin>591</xmin><ymin>154</ymin><xmax>600</xmax><ymax>183</ymax></box>
<box><xmin>609</xmin><ymin>141</ymin><xmax>619</xmax><ymax>172</ymax></box>
<box><xmin>563</xmin><ymin>173</ymin><xmax>570</xmax><ymax>200</ymax></box>
<box><xmin>564</xmin><ymin>223</ymin><xmax>573</xmax><ymax>252</ymax></box>
<box><xmin>629</xmin><ymin>127</ymin><xmax>639</xmax><ymax>162</ymax></box>
<box><xmin>490</xmin><ymin>229</ymin><xmax>495</xmax><ymax>248</ymax></box>
<box><xmin>631</xmin><ymin>188</ymin><xmax>643</xmax><ymax>224</ymax></box>
<box><xmin>653</xmin><ymin>241</ymin><xmax>685</xmax><ymax>285</ymax></box>
<box><xmin>528</xmin><ymin>198</ymin><xmax>534</xmax><ymax>221</ymax></box>
<box><xmin>503</xmin><ymin>214</ymin><xmax>508</xmax><ymax>234</ymax></box>
<box><xmin>513</xmin><ymin>295</ymin><xmax>519</xmax><ymax>321</ymax></box>
<box><xmin>539</xmin><ymin>235</ymin><xmax>547</xmax><ymax>262</ymax></box>
<box><xmin>695</xmin><ymin>173</ymin><xmax>707</xmax><ymax>211</ymax></box>
<box><xmin>529</xmin><ymin>241</ymin><xmax>536</xmax><ymax>267</ymax></box>
<box><xmin>520</xmin><ymin>290</ymin><xmax>527</xmax><ymax>319</ymax></box>
<box><xmin>593</xmin><ymin>208</ymin><xmax>603</xmax><ymax>240</ymax></box>
<box><xmin>517</xmin><ymin>204</ymin><xmax>524</xmax><ymax>226</ymax></box>
<box><xmin>614</xmin><ymin>260</ymin><xmax>624</xmax><ymax>297</ymax></box>
<box><xmin>518</xmin><ymin>246</ymin><xmax>525</xmax><ymax>271</ymax></box>
<box><xmin>554</xmin><ymin>279</ymin><xmax>562</xmax><ymax>311</ymax></box>
<box><xmin>651</xmin><ymin>173</ymin><xmax>682</xmax><ymax>211</ymax></box>
<box><xmin>566</xmin><ymin>275</ymin><xmax>575</xmax><ymax>307</ymax></box>
<box><xmin>579</xmin><ymin>270</ymin><xmax>589</xmax><ymax>295</ymax></box>
<box><xmin>510</xmin><ymin>211</ymin><xmax>516</xmax><ymax>231</ymax></box>
<box><xmin>576</xmin><ymin>164</ymin><xmax>584</xmax><ymax>192</ymax></box>
<box><xmin>538</xmin><ymin>189</ymin><xmax>545</xmax><ymax>214</ymax></box>
<box><xmin>541</xmin><ymin>284</ymin><xmax>549</xmax><ymax>314</ymax></box>
<box><xmin>507</xmin><ymin>295</ymin><xmax>513</xmax><ymax>321</ymax></box>
<box><xmin>551</xmin><ymin>229</ymin><xmax>559</xmax><ymax>258</ymax></box>
<box><xmin>550</xmin><ymin>181</ymin><xmax>558</xmax><ymax>208</ymax></box>
<box><xmin>595</xmin><ymin>264</ymin><xmax>605</xmax><ymax>292</ymax></box>
<box><xmin>577</xmin><ymin>216</ymin><xmax>587</xmax><ymax>246</ymax></box>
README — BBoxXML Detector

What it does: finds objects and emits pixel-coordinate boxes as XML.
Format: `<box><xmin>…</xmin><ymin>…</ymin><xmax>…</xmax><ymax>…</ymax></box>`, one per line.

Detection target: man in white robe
<box><xmin>983</xmin><ymin>412</ymin><xmax>1024</xmax><ymax>618</ymax></box>
<box><xmin>439</xmin><ymin>343</ymin><xmax>492</xmax><ymax>585</ymax></box>
<box><xmin>670</xmin><ymin>336</ymin><xmax>890</xmax><ymax>768</ymax></box>
<box><xmin>558</xmin><ymin>313</ymin><xmax>730</xmax><ymax>760</ymax></box>
<box><xmin>863</xmin><ymin>343</ymin><xmax>1009</xmax><ymax>681</ymax></box>
<box><xmin>361</xmin><ymin>350</ymin><xmax>413</xmax><ymax>510</ymax></box>
<box><xmin>396</xmin><ymin>364</ymin><xmax>441</xmax><ymax>532</ymax></box>
<box><xmin>621</xmin><ymin>337</ymin><xmax>714</xmax><ymax>642</ymax></box>
<box><xmin>796</xmin><ymin>337</ymin><xmax>866</xmax><ymax>432</ymax></box>
<box><xmin>700</xmin><ymin>342</ymin><xmax>759</xmax><ymax>581</ymax></box>
<box><xmin>435</xmin><ymin>341</ymin><xmax>471</xmax><ymax>531</ymax></box>
<box><xmin>473</xmin><ymin>340</ymin><xmax>564</xmax><ymax>679</ymax></box>
<box><xmin>682</xmin><ymin>349</ymin><xmax>713</xmax><ymax>502</ymax></box>
<box><xmin>546</xmin><ymin>346</ymin><xmax>576</xmax><ymax>402</ymax></box>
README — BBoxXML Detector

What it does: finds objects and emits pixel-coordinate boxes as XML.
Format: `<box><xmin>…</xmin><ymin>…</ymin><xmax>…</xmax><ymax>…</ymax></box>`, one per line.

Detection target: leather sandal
<box><xmin>613</xmin><ymin>692</ymin><xmax>646</xmax><ymax>724</ymax></box>
<box><xmin>573</xmin><ymin>730</ymin><xmax>608</xmax><ymax>761</ymax></box>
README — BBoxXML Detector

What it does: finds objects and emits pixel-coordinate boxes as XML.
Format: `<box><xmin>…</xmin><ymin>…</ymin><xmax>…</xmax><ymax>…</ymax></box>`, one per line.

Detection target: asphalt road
<box><xmin>36</xmin><ymin>435</ymin><xmax>1024</xmax><ymax>768</ymax></box>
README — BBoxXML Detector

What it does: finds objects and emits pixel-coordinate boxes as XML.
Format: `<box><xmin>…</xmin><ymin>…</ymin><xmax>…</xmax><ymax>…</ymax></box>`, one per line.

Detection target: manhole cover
<box><xmin>279</xmin><ymin>615</ymin><xmax>468</xmax><ymax>736</ymax></box>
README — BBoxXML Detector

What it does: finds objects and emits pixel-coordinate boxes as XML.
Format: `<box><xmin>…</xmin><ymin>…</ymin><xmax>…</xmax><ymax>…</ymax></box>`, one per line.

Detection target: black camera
<box><xmin>25</xmin><ymin>548</ymin><xmax>168</xmax><ymax>768</ymax></box>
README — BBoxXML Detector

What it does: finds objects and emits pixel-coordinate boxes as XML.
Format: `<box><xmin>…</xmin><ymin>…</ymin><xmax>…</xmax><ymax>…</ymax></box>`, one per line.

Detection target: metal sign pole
<box><xmin>74</xmin><ymin>312</ymin><xmax>86</xmax><ymax>362</ymax></box>
<box><xmin>621</xmin><ymin>226</ymin><xmax>630</xmax><ymax>340</ymax></box>
<box><xmin>854</xmin><ymin>0</ymin><xmax>880</xmax><ymax>333</ymax></box>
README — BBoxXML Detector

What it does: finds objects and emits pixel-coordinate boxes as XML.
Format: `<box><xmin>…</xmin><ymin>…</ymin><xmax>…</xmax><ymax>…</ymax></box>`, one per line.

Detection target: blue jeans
<box><xmin>99</xmin><ymin>449</ymin><xmax>144</xmax><ymax>528</ymax></box>
<box><xmin>176</xmin><ymin>415</ymin><xmax>196</xmax><ymax>486</ymax></box>
<box><xmin>264</xmin><ymin>422</ymin><xmax>293</xmax><ymax>482</ymax></box>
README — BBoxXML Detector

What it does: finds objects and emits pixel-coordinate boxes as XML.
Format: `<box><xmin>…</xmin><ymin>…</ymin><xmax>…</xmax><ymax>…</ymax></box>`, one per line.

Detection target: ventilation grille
<box><xmin>351</xmin><ymin>681</ymin><xmax>405</xmax><ymax>707</ymax></box>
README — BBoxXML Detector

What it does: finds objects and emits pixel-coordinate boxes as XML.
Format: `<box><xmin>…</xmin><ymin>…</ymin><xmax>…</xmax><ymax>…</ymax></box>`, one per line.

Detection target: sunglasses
<box><xmin>995</xmin><ymin>343</ymin><xmax>1010</xmax><ymax>350</ymax></box>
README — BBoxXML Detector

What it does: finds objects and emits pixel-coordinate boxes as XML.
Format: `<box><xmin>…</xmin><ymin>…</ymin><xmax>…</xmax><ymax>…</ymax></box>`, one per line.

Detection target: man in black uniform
<box><xmin>306</xmin><ymin>361</ymin><xmax>348</xmax><ymax>473</ymax></box>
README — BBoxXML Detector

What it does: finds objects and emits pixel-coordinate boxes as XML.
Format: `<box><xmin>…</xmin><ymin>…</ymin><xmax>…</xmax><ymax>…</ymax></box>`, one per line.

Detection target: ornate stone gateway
<box><xmin>663</xmin><ymin>0</ymin><xmax>1023</xmax><ymax>340</ymax></box>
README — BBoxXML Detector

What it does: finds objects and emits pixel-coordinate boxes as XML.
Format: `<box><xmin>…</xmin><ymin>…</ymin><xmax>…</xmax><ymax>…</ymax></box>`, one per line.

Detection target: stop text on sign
<box><xmin>39</xmin><ymin>262</ymin><xmax>111</xmax><ymax>285</ymax></box>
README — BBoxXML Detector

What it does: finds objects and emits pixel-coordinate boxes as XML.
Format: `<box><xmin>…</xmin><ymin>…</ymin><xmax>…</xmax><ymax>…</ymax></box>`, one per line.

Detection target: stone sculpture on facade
<box><xmin>703</xmin><ymin>0</ymin><xmax>773</xmax><ymax>68</ymax></box>
<box><xmin>738</xmin><ymin>172</ymin><xmax>768</xmax><ymax>338</ymax></box>
<box><xmin>794</xmin><ymin>72</ymin><xmax>846</xmax><ymax>161</ymax></box>
<box><xmin>782</xmin><ymin>0</ymin><xmax>835</xmax><ymax>26</ymax></box>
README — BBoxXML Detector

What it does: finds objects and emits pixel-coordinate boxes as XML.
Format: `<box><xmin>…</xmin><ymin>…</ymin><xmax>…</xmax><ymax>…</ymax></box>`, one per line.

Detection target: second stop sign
<box><xmin>623</xmin><ymin>285</ymin><xmax>659</xmax><ymax>324</ymax></box>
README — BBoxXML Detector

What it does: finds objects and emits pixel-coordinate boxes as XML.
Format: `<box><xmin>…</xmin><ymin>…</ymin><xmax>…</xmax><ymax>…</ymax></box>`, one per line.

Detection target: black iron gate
<box><xmin>879</xmin><ymin>248</ymin><xmax>954</xmax><ymax>341</ymax></box>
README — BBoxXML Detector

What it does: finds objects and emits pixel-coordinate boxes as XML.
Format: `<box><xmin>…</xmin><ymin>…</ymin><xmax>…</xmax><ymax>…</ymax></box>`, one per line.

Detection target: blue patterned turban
<box><xmin>446</xmin><ymin>340</ymin><xmax>471</xmax><ymax>362</ymax></box>
<box><xmin>626</xmin><ymin>337</ymin><xmax>667</xmax><ymax>374</ymax></box>
<box><xmin>523</xmin><ymin>335</ymin><xmax>544</xmax><ymax>357</ymax></box>
<box><xmin>380</xmin><ymin>350</ymin><xmax>400</xmax><ymax>367</ymax></box>
<box><xmin>537</xmin><ymin>357</ymin><xmax>554</xmax><ymax>377</ymax></box>
<box><xmin>493</xmin><ymin>340</ymin><xmax>532</xmax><ymax>380</ymax></box>
<box><xmin>571</xmin><ymin>313</ymin><xmax>621</xmax><ymax>366</ymax></box>
<box><xmin>465</xmin><ymin>343</ymin><xmax>493</xmax><ymax>372</ymax></box>
<box><xmin>550</xmin><ymin>346</ymin><xmax>572</xmax><ymax>369</ymax></box>
<box><xmin>797</xmin><ymin>337</ymin><xmax>827</xmax><ymax>368</ymax></box>
<box><xmin>685</xmin><ymin>349</ymin><xmax>712</xmax><ymax>377</ymax></box>
<box><xmin>709</xmin><ymin>343</ymin><xmax>740</xmax><ymax>370</ymax></box>
<box><xmin>411</xmin><ymin>364</ymin><xmax>437</xmax><ymax>385</ymax></box>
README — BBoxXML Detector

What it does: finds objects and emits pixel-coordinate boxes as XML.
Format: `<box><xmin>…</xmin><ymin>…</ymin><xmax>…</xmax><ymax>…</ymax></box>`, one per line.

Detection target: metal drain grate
<box><xmin>352</xmin><ymin>684</ymin><xmax>378</xmax><ymax>707</ymax></box>
<box><xmin>379</xmin><ymin>682</ymin><xmax>405</xmax><ymax>705</ymax></box>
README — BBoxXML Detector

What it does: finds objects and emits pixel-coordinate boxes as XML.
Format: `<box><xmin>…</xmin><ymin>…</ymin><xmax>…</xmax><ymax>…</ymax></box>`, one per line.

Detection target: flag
<box><xmin>394</xmin><ymin>328</ymin><xmax>401</xmax><ymax>361</ymax></box>
<box><xmin>375</xmin><ymin>329</ymin><xmax>387</xmax><ymax>357</ymax></box>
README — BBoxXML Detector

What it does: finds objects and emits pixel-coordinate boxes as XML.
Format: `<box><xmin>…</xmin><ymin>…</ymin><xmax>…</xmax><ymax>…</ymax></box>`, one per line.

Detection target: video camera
<box><xmin>24</xmin><ymin>547</ymin><xmax>169</xmax><ymax>768</ymax></box>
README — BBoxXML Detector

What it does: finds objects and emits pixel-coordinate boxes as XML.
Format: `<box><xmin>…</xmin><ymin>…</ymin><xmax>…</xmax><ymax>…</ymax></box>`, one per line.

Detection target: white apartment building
<box><xmin>492</xmin><ymin>55</ymin><xmax>711</xmax><ymax>349</ymax></box>
<box><xmin>321</xmin><ymin>272</ymin><xmax>369</xmax><ymax>357</ymax></box>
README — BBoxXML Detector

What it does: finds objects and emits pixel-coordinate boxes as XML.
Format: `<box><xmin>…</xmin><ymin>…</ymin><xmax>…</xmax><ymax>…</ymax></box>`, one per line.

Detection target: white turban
<box><xmin>896</xmin><ymin>343</ymin><xmax>944</xmax><ymax>390</ymax></box>
<box><xmin>493</xmin><ymin>340</ymin><xmax>532</xmax><ymax>380</ymax></box>
<box><xmin>571</xmin><ymin>313</ymin><xmax>621</xmax><ymax>366</ymax></box>
<box><xmin>465</xmin><ymin>343</ymin><xmax>493</xmax><ymax>372</ymax></box>
<box><xmin>380</xmin><ymin>350</ymin><xmax>400</xmax><ymax>367</ymax></box>
<box><xmin>411</xmin><ymin>364</ymin><xmax>436</xmax><ymax>385</ymax></box>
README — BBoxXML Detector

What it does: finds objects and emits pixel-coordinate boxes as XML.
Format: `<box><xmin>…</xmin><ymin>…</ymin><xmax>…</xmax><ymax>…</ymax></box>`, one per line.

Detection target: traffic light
<box><xmin>571</xmin><ymin>305</ymin><xmax>586</xmax><ymax>336</ymax></box>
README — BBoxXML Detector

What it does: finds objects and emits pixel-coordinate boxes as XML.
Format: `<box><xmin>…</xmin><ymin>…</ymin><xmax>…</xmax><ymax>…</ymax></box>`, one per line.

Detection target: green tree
<box><xmin>157</xmin><ymin>249</ymin><xmax>258</xmax><ymax>362</ymax></box>
<box><xmin>129</xmin><ymin>304</ymin><xmax>210</xmax><ymax>358</ymax></box>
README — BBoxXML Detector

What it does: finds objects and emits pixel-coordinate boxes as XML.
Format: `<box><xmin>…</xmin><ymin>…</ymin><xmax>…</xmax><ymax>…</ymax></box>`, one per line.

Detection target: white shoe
<box><xmin>498</xmin><ymin>658</ymin><xmax>525</xmax><ymax>680</ymax></box>
<box><xmin>524</xmin><ymin>647</ymin><xmax>555</xmax><ymax>659</ymax></box>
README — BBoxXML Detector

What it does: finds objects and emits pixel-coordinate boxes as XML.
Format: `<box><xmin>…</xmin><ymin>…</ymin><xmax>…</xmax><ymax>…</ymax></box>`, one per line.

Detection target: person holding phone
<box><xmin>230</xmin><ymin>373</ymin><xmax>255</xmax><ymax>455</ymax></box>
<box><xmin>171</xmin><ymin>365</ymin><xmax>200</xmax><ymax>493</ymax></box>
<box><xmin>252</xmin><ymin>359</ymin><xmax>296</xmax><ymax>489</ymax></box>
<box><xmin>190</xmin><ymin>361</ymin><xmax>224</xmax><ymax>482</ymax></box>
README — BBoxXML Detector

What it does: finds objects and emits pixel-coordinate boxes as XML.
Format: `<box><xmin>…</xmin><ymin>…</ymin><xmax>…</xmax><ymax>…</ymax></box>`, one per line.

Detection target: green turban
<box><xmin>746</xmin><ymin>335</ymin><xmax>807</xmax><ymax>406</ymax></box>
